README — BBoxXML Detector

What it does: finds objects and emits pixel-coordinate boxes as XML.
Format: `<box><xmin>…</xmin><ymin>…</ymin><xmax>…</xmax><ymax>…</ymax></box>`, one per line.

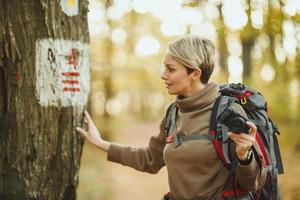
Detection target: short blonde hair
<box><xmin>167</xmin><ymin>35</ymin><xmax>215</xmax><ymax>84</ymax></box>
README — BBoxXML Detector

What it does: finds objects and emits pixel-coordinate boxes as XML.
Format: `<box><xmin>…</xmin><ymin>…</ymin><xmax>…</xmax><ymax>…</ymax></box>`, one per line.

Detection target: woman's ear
<box><xmin>192</xmin><ymin>69</ymin><xmax>202</xmax><ymax>81</ymax></box>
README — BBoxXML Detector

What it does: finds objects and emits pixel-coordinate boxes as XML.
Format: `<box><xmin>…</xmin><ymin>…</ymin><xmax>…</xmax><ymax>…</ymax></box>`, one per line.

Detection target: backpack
<box><xmin>163</xmin><ymin>83</ymin><xmax>284</xmax><ymax>200</ymax></box>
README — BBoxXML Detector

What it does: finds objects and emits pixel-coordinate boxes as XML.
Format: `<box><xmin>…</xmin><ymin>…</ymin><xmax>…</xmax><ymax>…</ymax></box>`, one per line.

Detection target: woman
<box><xmin>76</xmin><ymin>35</ymin><xmax>266</xmax><ymax>200</ymax></box>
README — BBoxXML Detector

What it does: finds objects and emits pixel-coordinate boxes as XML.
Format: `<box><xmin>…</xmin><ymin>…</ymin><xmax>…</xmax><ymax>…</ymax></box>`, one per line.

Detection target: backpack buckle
<box><xmin>240</xmin><ymin>96</ymin><xmax>247</xmax><ymax>104</ymax></box>
<box><xmin>165</xmin><ymin>135</ymin><xmax>174</xmax><ymax>143</ymax></box>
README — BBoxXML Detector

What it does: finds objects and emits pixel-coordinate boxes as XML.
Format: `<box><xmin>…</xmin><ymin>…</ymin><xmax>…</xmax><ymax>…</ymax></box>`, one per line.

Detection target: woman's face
<box><xmin>161</xmin><ymin>53</ymin><xmax>196</xmax><ymax>97</ymax></box>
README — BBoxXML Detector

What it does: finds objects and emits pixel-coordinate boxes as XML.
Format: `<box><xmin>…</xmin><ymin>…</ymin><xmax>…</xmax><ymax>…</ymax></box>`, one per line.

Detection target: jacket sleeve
<box><xmin>235</xmin><ymin>142</ymin><xmax>267</xmax><ymax>192</ymax></box>
<box><xmin>107</xmin><ymin>119</ymin><xmax>166</xmax><ymax>174</ymax></box>
<box><xmin>231</xmin><ymin>103</ymin><xmax>267</xmax><ymax>192</ymax></box>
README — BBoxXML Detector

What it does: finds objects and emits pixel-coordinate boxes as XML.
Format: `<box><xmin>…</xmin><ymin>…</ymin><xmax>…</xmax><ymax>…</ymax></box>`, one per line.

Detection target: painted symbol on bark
<box><xmin>66</xmin><ymin>48</ymin><xmax>79</xmax><ymax>69</ymax></box>
<box><xmin>60</xmin><ymin>0</ymin><xmax>78</xmax><ymax>16</ymax></box>
<box><xmin>35</xmin><ymin>39</ymin><xmax>89</xmax><ymax>107</ymax></box>
<box><xmin>16</xmin><ymin>74</ymin><xmax>22</xmax><ymax>81</ymax></box>
<box><xmin>68</xmin><ymin>0</ymin><xmax>75</xmax><ymax>7</ymax></box>
<box><xmin>62</xmin><ymin>48</ymin><xmax>81</xmax><ymax>93</ymax></box>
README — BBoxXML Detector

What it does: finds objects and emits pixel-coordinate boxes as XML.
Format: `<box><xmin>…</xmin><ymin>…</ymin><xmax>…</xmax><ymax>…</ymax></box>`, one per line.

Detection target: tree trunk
<box><xmin>241</xmin><ymin>38</ymin><xmax>255</xmax><ymax>79</ymax></box>
<box><xmin>216</xmin><ymin>4</ymin><xmax>229</xmax><ymax>80</ymax></box>
<box><xmin>264</xmin><ymin>0</ymin><xmax>286</xmax><ymax>81</ymax></box>
<box><xmin>240</xmin><ymin>0</ymin><xmax>258</xmax><ymax>82</ymax></box>
<box><xmin>0</xmin><ymin>0</ymin><xmax>89</xmax><ymax>199</ymax></box>
<box><xmin>97</xmin><ymin>0</ymin><xmax>114</xmax><ymax>139</ymax></box>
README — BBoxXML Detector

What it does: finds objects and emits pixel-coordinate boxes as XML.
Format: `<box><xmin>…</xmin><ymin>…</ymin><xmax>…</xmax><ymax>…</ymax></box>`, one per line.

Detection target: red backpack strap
<box><xmin>221</xmin><ymin>188</ymin><xmax>248</xmax><ymax>198</ymax></box>
<box><xmin>255</xmin><ymin>131</ymin><xmax>270</xmax><ymax>166</ymax></box>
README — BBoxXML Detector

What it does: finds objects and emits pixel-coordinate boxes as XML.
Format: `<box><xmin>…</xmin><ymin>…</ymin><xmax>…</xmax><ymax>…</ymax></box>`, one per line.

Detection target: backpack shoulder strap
<box><xmin>164</xmin><ymin>102</ymin><xmax>183</xmax><ymax>145</ymax></box>
<box><xmin>164</xmin><ymin>102</ymin><xmax>177</xmax><ymax>136</ymax></box>
<box><xmin>210</xmin><ymin>95</ymin><xmax>237</xmax><ymax>167</ymax></box>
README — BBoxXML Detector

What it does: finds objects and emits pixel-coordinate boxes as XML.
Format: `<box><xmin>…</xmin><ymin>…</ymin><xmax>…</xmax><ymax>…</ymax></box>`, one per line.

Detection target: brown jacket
<box><xmin>107</xmin><ymin>82</ymin><xmax>266</xmax><ymax>200</ymax></box>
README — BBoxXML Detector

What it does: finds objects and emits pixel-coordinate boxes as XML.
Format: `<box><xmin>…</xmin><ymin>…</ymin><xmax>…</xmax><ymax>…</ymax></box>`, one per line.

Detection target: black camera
<box><xmin>218</xmin><ymin>107</ymin><xmax>250</xmax><ymax>134</ymax></box>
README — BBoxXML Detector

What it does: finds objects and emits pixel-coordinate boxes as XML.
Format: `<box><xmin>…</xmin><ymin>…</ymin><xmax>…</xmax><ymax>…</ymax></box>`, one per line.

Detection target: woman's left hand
<box><xmin>228</xmin><ymin>121</ymin><xmax>257</xmax><ymax>161</ymax></box>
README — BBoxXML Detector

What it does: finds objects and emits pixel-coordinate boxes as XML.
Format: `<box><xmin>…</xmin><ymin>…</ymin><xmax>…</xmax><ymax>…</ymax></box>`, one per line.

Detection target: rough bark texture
<box><xmin>0</xmin><ymin>0</ymin><xmax>89</xmax><ymax>199</ymax></box>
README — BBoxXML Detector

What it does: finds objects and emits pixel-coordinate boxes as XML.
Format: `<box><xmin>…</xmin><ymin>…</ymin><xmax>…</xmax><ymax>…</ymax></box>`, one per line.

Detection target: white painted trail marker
<box><xmin>35</xmin><ymin>39</ymin><xmax>90</xmax><ymax>107</ymax></box>
<box><xmin>60</xmin><ymin>0</ymin><xmax>79</xmax><ymax>16</ymax></box>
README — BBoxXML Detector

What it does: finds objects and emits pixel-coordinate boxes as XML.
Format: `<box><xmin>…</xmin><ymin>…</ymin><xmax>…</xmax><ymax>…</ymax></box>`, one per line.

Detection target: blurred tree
<box><xmin>216</xmin><ymin>3</ymin><xmax>229</xmax><ymax>79</ymax></box>
<box><xmin>292</xmin><ymin>16</ymin><xmax>300</xmax><ymax>122</ymax></box>
<box><xmin>263</xmin><ymin>0</ymin><xmax>286</xmax><ymax>79</ymax></box>
<box><xmin>0</xmin><ymin>0</ymin><xmax>89</xmax><ymax>199</ymax></box>
<box><xmin>296</xmin><ymin>47</ymin><xmax>300</xmax><ymax>76</ymax></box>
<box><xmin>101</xmin><ymin>0</ymin><xmax>114</xmax><ymax>119</ymax></box>
<box><xmin>240</xmin><ymin>0</ymin><xmax>260</xmax><ymax>81</ymax></box>
<box><xmin>292</xmin><ymin>14</ymin><xmax>300</xmax><ymax>76</ymax></box>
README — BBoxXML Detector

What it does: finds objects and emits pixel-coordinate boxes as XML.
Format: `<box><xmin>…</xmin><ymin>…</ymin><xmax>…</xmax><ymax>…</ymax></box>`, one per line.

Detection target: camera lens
<box><xmin>229</xmin><ymin>117</ymin><xmax>246</xmax><ymax>133</ymax></box>
<box><xmin>218</xmin><ymin>107</ymin><xmax>250</xmax><ymax>134</ymax></box>
<box><xmin>231</xmin><ymin>117</ymin><xmax>244</xmax><ymax>126</ymax></box>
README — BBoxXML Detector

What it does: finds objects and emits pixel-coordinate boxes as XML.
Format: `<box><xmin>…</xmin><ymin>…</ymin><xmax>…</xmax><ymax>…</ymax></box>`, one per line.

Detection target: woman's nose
<box><xmin>160</xmin><ymin>66</ymin><xmax>169</xmax><ymax>80</ymax></box>
<box><xmin>160</xmin><ymin>69</ymin><xmax>167</xmax><ymax>80</ymax></box>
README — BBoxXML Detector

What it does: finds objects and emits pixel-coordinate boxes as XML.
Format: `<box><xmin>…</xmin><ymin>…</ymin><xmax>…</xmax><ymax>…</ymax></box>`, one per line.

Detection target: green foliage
<box><xmin>263</xmin><ymin>5</ymin><xmax>285</xmax><ymax>36</ymax></box>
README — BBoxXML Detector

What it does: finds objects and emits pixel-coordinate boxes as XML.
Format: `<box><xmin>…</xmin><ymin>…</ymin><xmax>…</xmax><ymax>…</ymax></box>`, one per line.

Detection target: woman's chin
<box><xmin>167</xmin><ymin>90</ymin><xmax>176</xmax><ymax>95</ymax></box>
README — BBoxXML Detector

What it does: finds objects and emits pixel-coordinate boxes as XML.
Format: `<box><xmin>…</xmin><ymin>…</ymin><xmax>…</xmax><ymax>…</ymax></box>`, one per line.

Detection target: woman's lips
<box><xmin>165</xmin><ymin>83</ymin><xmax>172</xmax><ymax>88</ymax></box>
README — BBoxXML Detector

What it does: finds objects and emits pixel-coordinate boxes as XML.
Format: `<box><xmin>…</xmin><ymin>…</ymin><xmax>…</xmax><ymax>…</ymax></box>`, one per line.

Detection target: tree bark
<box><xmin>0</xmin><ymin>0</ymin><xmax>89</xmax><ymax>199</ymax></box>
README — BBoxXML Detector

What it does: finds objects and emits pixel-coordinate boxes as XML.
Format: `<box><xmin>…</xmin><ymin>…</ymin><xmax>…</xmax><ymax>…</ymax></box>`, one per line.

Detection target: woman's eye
<box><xmin>167</xmin><ymin>67</ymin><xmax>175</xmax><ymax>72</ymax></box>
<box><xmin>161</xmin><ymin>65</ymin><xmax>176</xmax><ymax>73</ymax></box>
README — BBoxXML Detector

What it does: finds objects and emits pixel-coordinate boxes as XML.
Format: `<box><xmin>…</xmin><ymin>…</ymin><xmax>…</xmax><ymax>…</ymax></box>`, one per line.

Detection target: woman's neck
<box><xmin>183</xmin><ymin>82</ymin><xmax>206</xmax><ymax>98</ymax></box>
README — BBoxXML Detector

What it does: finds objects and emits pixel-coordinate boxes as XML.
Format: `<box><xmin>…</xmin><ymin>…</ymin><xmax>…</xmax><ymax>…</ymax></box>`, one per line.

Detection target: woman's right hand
<box><xmin>76</xmin><ymin>111</ymin><xmax>111</xmax><ymax>151</ymax></box>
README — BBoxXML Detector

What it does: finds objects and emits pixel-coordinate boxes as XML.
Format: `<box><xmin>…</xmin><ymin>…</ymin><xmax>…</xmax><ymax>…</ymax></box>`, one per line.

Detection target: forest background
<box><xmin>78</xmin><ymin>0</ymin><xmax>300</xmax><ymax>199</ymax></box>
